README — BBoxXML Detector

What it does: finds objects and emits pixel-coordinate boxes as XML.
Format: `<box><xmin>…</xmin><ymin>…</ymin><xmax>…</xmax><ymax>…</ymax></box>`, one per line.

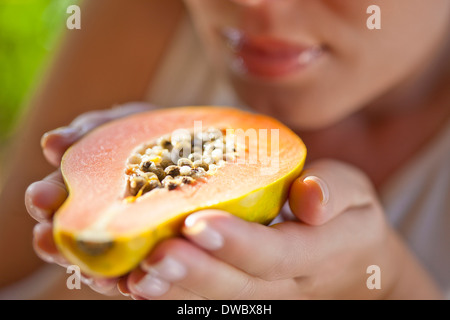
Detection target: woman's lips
<box><xmin>222</xmin><ymin>28</ymin><xmax>323</xmax><ymax>79</ymax></box>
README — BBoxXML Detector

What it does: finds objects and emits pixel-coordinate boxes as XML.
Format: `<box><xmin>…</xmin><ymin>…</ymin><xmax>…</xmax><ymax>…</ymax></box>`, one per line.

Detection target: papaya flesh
<box><xmin>54</xmin><ymin>106</ymin><xmax>307</xmax><ymax>277</ymax></box>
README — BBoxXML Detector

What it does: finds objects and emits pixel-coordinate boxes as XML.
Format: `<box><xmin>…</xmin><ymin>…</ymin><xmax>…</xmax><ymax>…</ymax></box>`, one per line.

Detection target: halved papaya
<box><xmin>53</xmin><ymin>106</ymin><xmax>306</xmax><ymax>277</ymax></box>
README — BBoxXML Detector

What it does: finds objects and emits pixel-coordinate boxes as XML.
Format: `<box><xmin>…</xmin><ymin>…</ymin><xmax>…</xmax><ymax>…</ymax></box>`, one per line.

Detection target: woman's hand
<box><xmin>26</xmin><ymin>105</ymin><xmax>441</xmax><ymax>299</ymax></box>
<box><xmin>25</xmin><ymin>102</ymin><xmax>154</xmax><ymax>295</ymax></box>
<box><xmin>123</xmin><ymin>160</ymin><xmax>440</xmax><ymax>300</ymax></box>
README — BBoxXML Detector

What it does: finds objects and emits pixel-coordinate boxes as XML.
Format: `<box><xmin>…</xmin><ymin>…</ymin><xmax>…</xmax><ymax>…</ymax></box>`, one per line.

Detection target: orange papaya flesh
<box><xmin>53</xmin><ymin>106</ymin><xmax>307</xmax><ymax>277</ymax></box>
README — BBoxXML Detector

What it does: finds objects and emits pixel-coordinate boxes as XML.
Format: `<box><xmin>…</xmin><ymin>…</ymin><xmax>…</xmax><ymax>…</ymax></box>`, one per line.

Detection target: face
<box><xmin>183</xmin><ymin>0</ymin><xmax>450</xmax><ymax>130</ymax></box>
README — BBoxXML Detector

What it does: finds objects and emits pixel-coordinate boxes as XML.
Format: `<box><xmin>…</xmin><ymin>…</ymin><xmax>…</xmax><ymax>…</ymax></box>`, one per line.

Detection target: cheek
<box><xmin>329</xmin><ymin>0</ymin><xmax>450</xmax><ymax>88</ymax></box>
<box><xmin>265</xmin><ymin>2</ymin><xmax>449</xmax><ymax>128</ymax></box>
<box><xmin>333</xmin><ymin>0</ymin><xmax>450</xmax><ymax>111</ymax></box>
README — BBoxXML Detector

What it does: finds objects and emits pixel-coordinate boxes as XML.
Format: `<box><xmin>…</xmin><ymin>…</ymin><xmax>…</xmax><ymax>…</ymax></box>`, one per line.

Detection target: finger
<box><xmin>33</xmin><ymin>222</ymin><xmax>121</xmax><ymax>295</ymax></box>
<box><xmin>89</xmin><ymin>278</ymin><xmax>121</xmax><ymax>296</ymax></box>
<box><xmin>127</xmin><ymin>266</ymin><xmax>205</xmax><ymax>300</ymax></box>
<box><xmin>181</xmin><ymin>207</ymin><xmax>383</xmax><ymax>282</ymax></box>
<box><xmin>117</xmin><ymin>277</ymin><xmax>132</xmax><ymax>297</ymax></box>
<box><xmin>40</xmin><ymin>126</ymin><xmax>79</xmax><ymax>167</ymax></box>
<box><xmin>25</xmin><ymin>170</ymin><xmax>67</xmax><ymax>222</ymax></box>
<box><xmin>182</xmin><ymin>210</ymin><xmax>301</xmax><ymax>281</ymax></box>
<box><xmin>289</xmin><ymin>159</ymin><xmax>376</xmax><ymax>225</ymax></box>
<box><xmin>41</xmin><ymin>102</ymin><xmax>153</xmax><ymax>166</ymax></box>
<box><xmin>32</xmin><ymin>222</ymin><xmax>69</xmax><ymax>267</ymax></box>
<box><xmin>129</xmin><ymin>238</ymin><xmax>262</xmax><ymax>300</ymax></box>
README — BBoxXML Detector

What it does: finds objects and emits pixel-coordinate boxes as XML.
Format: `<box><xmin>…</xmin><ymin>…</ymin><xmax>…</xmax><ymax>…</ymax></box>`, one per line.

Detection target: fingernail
<box><xmin>90</xmin><ymin>279</ymin><xmax>119</xmax><ymax>296</ymax></box>
<box><xmin>141</xmin><ymin>256</ymin><xmax>186</xmax><ymax>282</ymax></box>
<box><xmin>92</xmin><ymin>278</ymin><xmax>118</xmax><ymax>290</ymax></box>
<box><xmin>51</xmin><ymin>126</ymin><xmax>79</xmax><ymax>138</ymax></box>
<box><xmin>26</xmin><ymin>199</ymin><xmax>52</xmax><ymax>222</ymax></box>
<box><xmin>303</xmin><ymin>176</ymin><xmax>329</xmax><ymax>205</ymax></box>
<box><xmin>183</xmin><ymin>213</ymin><xmax>224</xmax><ymax>251</ymax></box>
<box><xmin>134</xmin><ymin>273</ymin><xmax>170</xmax><ymax>297</ymax></box>
<box><xmin>81</xmin><ymin>275</ymin><xmax>94</xmax><ymax>286</ymax></box>
<box><xmin>117</xmin><ymin>283</ymin><xmax>131</xmax><ymax>297</ymax></box>
<box><xmin>41</xmin><ymin>126</ymin><xmax>78</xmax><ymax>148</ymax></box>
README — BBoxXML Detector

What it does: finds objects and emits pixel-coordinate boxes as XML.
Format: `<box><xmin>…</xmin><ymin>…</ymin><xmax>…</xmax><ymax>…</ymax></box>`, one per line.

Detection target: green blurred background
<box><xmin>0</xmin><ymin>0</ymin><xmax>76</xmax><ymax>144</ymax></box>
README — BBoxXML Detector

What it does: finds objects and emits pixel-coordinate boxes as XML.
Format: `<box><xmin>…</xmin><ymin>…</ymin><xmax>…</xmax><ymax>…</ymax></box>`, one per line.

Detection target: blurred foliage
<box><xmin>0</xmin><ymin>0</ymin><xmax>76</xmax><ymax>142</ymax></box>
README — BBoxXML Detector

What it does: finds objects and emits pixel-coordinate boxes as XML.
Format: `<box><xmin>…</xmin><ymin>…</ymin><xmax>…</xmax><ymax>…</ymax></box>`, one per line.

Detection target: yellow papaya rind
<box><xmin>53</xmin><ymin>157</ymin><xmax>305</xmax><ymax>278</ymax></box>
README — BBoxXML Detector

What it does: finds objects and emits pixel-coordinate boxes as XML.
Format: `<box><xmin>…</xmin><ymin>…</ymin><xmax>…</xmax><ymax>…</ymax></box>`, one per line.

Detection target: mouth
<box><xmin>221</xmin><ymin>28</ymin><xmax>324</xmax><ymax>79</ymax></box>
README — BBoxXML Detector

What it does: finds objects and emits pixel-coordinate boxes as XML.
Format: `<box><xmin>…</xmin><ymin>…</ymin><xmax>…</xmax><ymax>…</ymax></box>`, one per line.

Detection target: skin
<box><xmin>28</xmin><ymin>126</ymin><xmax>442</xmax><ymax>299</ymax></box>
<box><xmin>2</xmin><ymin>0</ymin><xmax>450</xmax><ymax>299</ymax></box>
<box><xmin>186</xmin><ymin>0</ymin><xmax>450</xmax><ymax>129</ymax></box>
<box><xmin>185</xmin><ymin>0</ymin><xmax>450</xmax><ymax>187</ymax></box>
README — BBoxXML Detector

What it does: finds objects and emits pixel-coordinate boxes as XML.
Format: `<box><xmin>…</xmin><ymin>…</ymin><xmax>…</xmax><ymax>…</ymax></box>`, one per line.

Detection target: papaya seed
<box><xmin>211</xmin><ymin>149</ymin><xmax>224</xmax><ymax>162</ymax></box>
<box><xmin>142</xmin><ymin>172</ymin><xmax>158</xmax><ymax>181</ymax></box>
<box><xmin>128</xmin><ymin>154</ymin><xmax>142</xmax><ymax>165</ymax></box>
<box><xmin>188</xmin><ymin>153</ymin><xmax>202</xmax><ymax>162</ymax></box>
<box><xmin>157</xmin><ymin>135</ymin><xmax>173</xmax><ymax>150</ymax></box>
<box><xmin>164</xmin><ymin>177</ymin><xmax>180</xmax><ymax>190</ymax></box>
<box><xmin>129</xmin><ymin>176</ymin><xmax>147</xmax><ymax>196</ymax></box>
<box><xmin>207</xmin><ymin>128</ymin><xmax>223</xmax><ymax>141</ymax></box>
<box><xmin>149</xmin><ymin>166</ymin><xmax>166</xmax><ymax>181</ymax></box>
<box><xmin>143</xmin><ymin>179</ymin><xmax>161</xmax><ymax>193</ymax></box>
<box><xmin>165</xmin><ymin>165</ymin><xmax>181</xmax><ymax>177</ymax></box>
<box><xmin>190</xmin><ymin>167</ymin><xmax>206</xmax><ymax>179</ymax></box>
<box><xmin>193</xmin><ymin>160</ymin><xmax>209</xmax><ymax>171</ymax></box>
<box><xmin>180</xmin><ymin>176</ymin><xmax>195</xmax><ymax>185</ymax></box>
<box><xmin>159</xmin><ymin>159</ymin><xmax>173</xmax><ymax>169</ymax></box>
<box><xmin>179</xmin><ymin>166</ymin><xmax>192</xmax><ymax>176</ymax></box>
<box><xmin>140</xmin><ymin>161</ymin><xmax>155</xmax><ymax>172</ymax></box>
<box><xmin>126</xmin><ymin>127</ymin><xmax>239</xmax><ymax>199</ymax></box>
<box><xmin>177</xmin><ymin>158</ymin><xmax>193</xmax><ymax>168</ymax></box>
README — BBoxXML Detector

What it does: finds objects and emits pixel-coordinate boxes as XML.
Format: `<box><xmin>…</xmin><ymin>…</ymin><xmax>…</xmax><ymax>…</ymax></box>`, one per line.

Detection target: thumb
<box><xmin>41</xmin><ymin>102</ymin><xmax>154</xmax><ymax>166</ymax></box>
<box><xmin>289</xmin><ymin>159</ymin><xmax>376</xmax><ymax>225</ymax></box>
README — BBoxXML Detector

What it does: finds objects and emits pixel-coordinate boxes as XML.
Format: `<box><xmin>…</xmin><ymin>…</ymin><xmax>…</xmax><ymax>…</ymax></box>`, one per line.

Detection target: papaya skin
<box><xmin>53</xmin><ymin>107</ymin><xmax>306</xmax><ymax>278</ymax></box>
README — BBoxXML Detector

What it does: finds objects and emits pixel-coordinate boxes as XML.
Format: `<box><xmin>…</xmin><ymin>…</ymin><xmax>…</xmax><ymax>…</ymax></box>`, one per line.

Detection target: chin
<box><xmin>231</xmin><ymin>79</ymin><xmax>354</xmax><ymax>132</ymax></box>
<box><xmin>242</xmin><ymin>97</ymin><xmax>348</xmax><ymax>132</ymax></box>
<box><xmin>276</xmin><ymin>112</ymin><xmax>344</xmax><ymax>132</ymax></box>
